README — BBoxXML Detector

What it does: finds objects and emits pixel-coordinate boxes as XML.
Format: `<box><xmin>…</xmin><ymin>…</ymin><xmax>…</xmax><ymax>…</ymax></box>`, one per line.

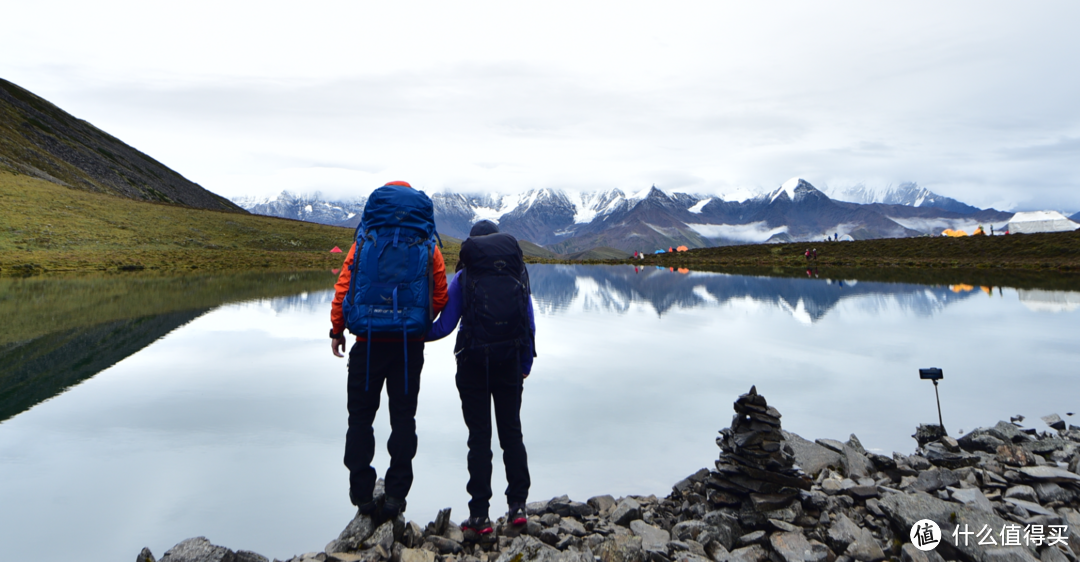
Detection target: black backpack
<box><xmin>455</xmin><ymin>232</ymin><xmax>534</xmax><ymax>360</ymax></box>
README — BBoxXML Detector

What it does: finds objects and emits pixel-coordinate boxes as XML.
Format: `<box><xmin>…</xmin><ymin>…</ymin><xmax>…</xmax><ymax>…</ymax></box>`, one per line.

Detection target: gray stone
<box><xmin>560</xmin><ymin>517</ymin><xmax>588</xmax><ymax>537</ymax></box>
<box><xmin>433</xmin><ymin>509</ymin><xmax>452</xmax><ymax>537</ymax></box>
<box><xmin>235</xmin><ymin>552</ymin><xmax>267</xmax><ymax>562</ymax></box>
<box><xmin>913</xmin><ymin>424</ymin><xmax>947</xmax><ymax>446</ymax></box>
<box><xmin>769</xmin><ymin>519</ymin><xmax>801</xmax><ymax>533</ymax></box>
<box><xmin>1005</xmin><ymin>485</ymin><xmax>1038</xmax><ymax>502</ymax></box>
<box><xmin>706</xmin><ymin>541</ymin><xmax>730</xmax><ymax>562</ymax></box>
<box><xmin>399</xmin><ymin>549</ymin><xmax>435</xmax><ymax>562</ymax></box>
<box><xmin>815</xmin><ymin>439</ymin><xmax>845</xmax><ymax>454</ymax></box>
<box><xmin>630</xmin><ymin>520</ymin><xmax>671</xmax><ymax>553</ymax></box>
<box><xmin>826</xmin><ymin>514</ymin><xmax>863</xmax><ymax>552</ymax></box>
<box><xmin>923</xmin><ymin>442</ymin><xmax>982</xmax><ymax>469</ymax></box>
<box><xmin>841</xmin><ymin>445</ymin><xmax>873</xmax><ymax>480</ymax></box>
<box><xmin>540</xmin><ymin>513</ymin><xmax>561</xmax><ymax>527</ymax></box>
<box><xmin>138</xmin><ymin>547</ymin><xmax>158</xmax><ymax>562</ymax></box>
<box><xmin>495</xmin><ymin>536</ymin><xmax>564</xmax><ymax>562</ymax></box>
<box><xmin>959</xmin><ymin>431</ymin><xmax>1007</xmax><ymax>454</ymax></box>
<box><xmin>363</xmin><ymin>521</ymin><xmax>396</xmax><ymax>552</ymax></box>
<box><xmin>784</xmin><ymin>431</ymin><xmax>842</xmax><ymax>477</ymax></box>
<box><xmin>427</xmin><ymin>536</ymin><xmax>463</xmax><ymax>555</ymax></box>
<box><xmin>990</xmin><ymin>421</ymin><xmax>1032</xmax><ymax>444</ymax></box>
<box><xmin>879</xmin><ymin>490</ymin><xmax>1039</xmax><ymax>562</ymax></box>
<box><xmin>671</xmin><ymin>521</ymin><xmax>713</xmax><ymax>543</ymax></box>
<box><xmin>844</xmin><ymin>486</ymin><xmax>878</xmax><ymax>499</ymax></box>
<box><xmin>1042</xmin><ymin>414</ymin><xmax>1067</xmax><ymax>431</ymax></box>
<box><xmin>612</xmin><ymin>498</ymin><xmax>643</xmax><ymax>527</ymax></box>
<box><xmin>1034</xmin><ymin>482</ymin><xmax>1072</xmax><ymax>503</ymax></box>
<box><xmin>821</xmin><ymin>480</ymin><xmax>843</xmax><ymax>495</ymax></box>
<box><xmin>402</xmin><ymin>521</ymin><xmax>424</xmax><ymax>549</ymax></box>
<box><xmin>538</xmin><ymin>528</ymin><xmax>560</xmax><ymax>546</ymax></box>
<box><xmin>1003</xmin><ymin>498</ymin><xmax>1056</xmax><ymax>517</ymax></box>
<box><xmin>1040</xmin><ymin>545</ymin><xmax>1070</xmax><ymax>562</ymax></box>
<box><xmin>843</xmin><ymin>532</ymin><xmax>884</xmax><ymax>562</ymax></box>
<box><xmin>1019</xmin><ymin>466</ymin><xmax>1080</xmax><ymax>483</ymax></box>
<box><xmin>160</xmin><ymin>537</ymin><xmax>235</xmax><ymax>562</ymax></box>
<box><xmin>443</xmin><ymin>524</ymin><xmax>464</xmax><ymax>543</ymax></box>
<box><xmin>727</xmin><ymin>545</ymin><xmax>770</xmax><ymax>562</ymax></box>
<box><xmin>769</xmin><ymin>531</ymin><xmax>822</xmax><ymax>562</ymax></box>
<box><xmin>737</xmin><ymin>531</ymin><xmax>767</xmax><ymax>546</ymax></box>
<box><xmin>596</xmin><ymin>535</ymin><xmax>646</xmax><ymax>562</ymax></box>
<box><xmin>329</xmin><ymin>515</ymin><xmax>377</xmax><ymax>553</ymax></box>
<box><xmin>900</xmin><ymin>543</ymin><xmax>928</xmax><ymax>562</ymax></box>
<box><xmin>525</xmin><ymin>500</ymin><xmax>550</xmax><ymax>516</ymax></box>
<box><xmin>948</xmin><ymin>487</ymin><xmax>994</xmax><ymax>512</ymax></box>
<box><xmin>589</xmin><ymin>495</ymin><xmax>618</xmax><ymax>515</ymax></box>
<box><xmin>911</xmin><ymin>468</ymin><xmax>960</xmax><ymax>493</ymax></box>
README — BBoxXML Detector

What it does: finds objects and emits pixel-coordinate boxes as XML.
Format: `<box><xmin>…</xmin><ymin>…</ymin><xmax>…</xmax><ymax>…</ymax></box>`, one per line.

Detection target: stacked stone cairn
<box><xmin>140</xmin><ymin>387</ymin><xmax>1080</xmax><ymax>562</ymax></box>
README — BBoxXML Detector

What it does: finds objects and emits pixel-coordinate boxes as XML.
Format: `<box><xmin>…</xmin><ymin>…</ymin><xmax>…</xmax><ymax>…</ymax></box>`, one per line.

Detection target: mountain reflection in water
<box><xmin>528</xmin><ymin>264</ymin><xmax>990</xmax><ymax>322</ymax></box>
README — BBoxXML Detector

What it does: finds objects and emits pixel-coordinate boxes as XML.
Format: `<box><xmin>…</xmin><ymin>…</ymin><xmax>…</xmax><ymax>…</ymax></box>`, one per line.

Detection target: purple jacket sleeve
<box><xmin>521</xmin><ymin>295</ymin><xmax>536</xmax><ymax>375</ymax></box>
<box><xmin>427</xmin><ymin>270</ymin><xmax>463</xmax><ymax>342</ymax></box>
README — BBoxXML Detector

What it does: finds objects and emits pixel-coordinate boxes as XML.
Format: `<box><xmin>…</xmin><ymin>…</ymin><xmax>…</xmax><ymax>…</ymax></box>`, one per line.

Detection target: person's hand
<box><xmin>332</xmin><ymin>336</ymin><xmax>347</xmax><ymax>358</ymax></box>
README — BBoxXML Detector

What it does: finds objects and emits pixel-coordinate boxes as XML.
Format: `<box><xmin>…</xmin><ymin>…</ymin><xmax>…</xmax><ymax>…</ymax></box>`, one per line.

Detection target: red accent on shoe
<box><xmin>512</xmin><ymin>516</ymin><xmax>527</xmax><ymax>526</ymax></box>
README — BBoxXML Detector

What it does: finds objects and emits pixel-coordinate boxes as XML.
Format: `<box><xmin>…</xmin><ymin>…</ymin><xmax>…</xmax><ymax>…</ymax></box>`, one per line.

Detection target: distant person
<box><xmin>330</xmin><ymin>181</ymin><xmax>449</xmax><ymax>523</ymax></box>
<box><xmin>427</xmin><ymin>220</ymin><xmax>536</xmax><ymax>535</ymax></box>
<box><xmin>812</xmin><ymin>248</ymin><xmax>818</xmax><ymax>260</ymax></box>
<box><xmin>805</xmin><ymin>249</ymin><xmax>811</xmax><ymax>262</ymax></box>
<box><xmin>834</xmin><ymin>233</ymin><xmax>838</xmax><ymax>241</ymax></box>
<box><xmin>990</xmin><ymin>225</ymin><xmax>994</xmax><ymax>235</ymax></box>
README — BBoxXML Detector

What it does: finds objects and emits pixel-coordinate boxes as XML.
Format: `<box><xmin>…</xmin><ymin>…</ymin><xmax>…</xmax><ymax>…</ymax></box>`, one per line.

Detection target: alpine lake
<box><xmin>2</xmin><ymin>264</ymin><xmax>1079</xmax><ymax>562</ymax></box>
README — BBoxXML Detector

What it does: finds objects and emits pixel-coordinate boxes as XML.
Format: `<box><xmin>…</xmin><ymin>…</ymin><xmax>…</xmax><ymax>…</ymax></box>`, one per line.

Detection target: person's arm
<box><xmin>427</xmin><ymin>270</ymin><xmax>463</xmax><ymax>342</ymax></box>
<box><xmin>432</xmin><ymin>246</ymin><xmax>449</xmax><ymax>316</ymax></box>
<box><xmin>521</xmin><ymin>294</ymin><xmax>536</xmax><ymax>378</ymax></box>
<box><xmin>330</xmin><ymin>243</ymin><xmax>356</xmax><ymax>357</ymax></box>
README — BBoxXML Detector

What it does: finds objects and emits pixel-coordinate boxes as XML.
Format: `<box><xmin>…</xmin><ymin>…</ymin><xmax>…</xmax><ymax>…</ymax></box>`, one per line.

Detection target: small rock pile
<box><xmin>711</xmin><ymin>386</ymin><xmax>811</xmax><ymax>520</ymax></box>
<box><xmin>139</xmin><ymin>388</ymin><xmax>1080</xmax><ymax>562</ymax></box>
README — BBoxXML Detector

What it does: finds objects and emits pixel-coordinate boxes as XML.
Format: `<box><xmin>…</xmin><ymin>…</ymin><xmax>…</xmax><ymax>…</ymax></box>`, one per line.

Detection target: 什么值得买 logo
<box><xmin>910</xmin><ymin>519</ymin><xmax>942</xmax><ymax>551</ymax></box>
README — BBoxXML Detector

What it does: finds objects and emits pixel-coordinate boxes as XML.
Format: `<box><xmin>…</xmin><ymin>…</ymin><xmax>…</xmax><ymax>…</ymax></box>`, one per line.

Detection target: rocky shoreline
<box><xmin>139</xmin><ymin>387</ymin><xmax>1080</xmax><ymax>562</ymax></box>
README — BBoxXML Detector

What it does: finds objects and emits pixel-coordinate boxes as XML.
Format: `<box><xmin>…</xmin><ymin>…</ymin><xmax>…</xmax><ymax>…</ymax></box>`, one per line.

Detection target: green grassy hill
<box><xmin>608</xmin><ymin>231</ymin><xmax>1080</xmax><ymax>271</ymax></box>
<box><xmin>0</xmin><ymin>78</ymin><xmax>241</xmax><ymax>212</ymax></box>
<box><xmin>0</xmin><ymin>172</ymin><xmax>461</xmax><ymax>275</ymax></box>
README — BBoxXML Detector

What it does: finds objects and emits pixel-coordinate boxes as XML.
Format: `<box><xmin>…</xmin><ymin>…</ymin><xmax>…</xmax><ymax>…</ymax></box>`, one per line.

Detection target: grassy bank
<box><xmin>601</xmin><ymin>231</ymin><xmax>1080</xmax><ymax>272</ymax></box>
<box><xmin>0</xmin><ymin>172</ymin><xmax>461</xmax><ymax>275</ymax></box>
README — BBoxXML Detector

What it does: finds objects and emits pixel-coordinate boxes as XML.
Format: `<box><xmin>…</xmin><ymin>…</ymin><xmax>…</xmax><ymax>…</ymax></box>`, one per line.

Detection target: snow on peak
<box><xmin>688</xmin><ymin>198</ymin><xmax>712</xmax><ymax>214</ymax></box>
<box><xmin>772</xmin><ymin>177</ymin><xmax>805</xmax><ymax>203</ymax></box>
<box><xmin>718</xmin><ymin>187</ymin><xmax>756</xmax><ymax>203</ymax></box>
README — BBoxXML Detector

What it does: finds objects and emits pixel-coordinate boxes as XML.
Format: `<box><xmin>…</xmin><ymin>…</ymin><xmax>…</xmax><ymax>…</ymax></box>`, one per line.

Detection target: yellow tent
<box><xmin>973</xmin><ymin>226</ymin><xmax>986</xmax><ymax>236</ymax></box>
<box><xmin>942</xmin><ymin>229</ymin><xmax>968</xmax><ymax>237</ymax></box>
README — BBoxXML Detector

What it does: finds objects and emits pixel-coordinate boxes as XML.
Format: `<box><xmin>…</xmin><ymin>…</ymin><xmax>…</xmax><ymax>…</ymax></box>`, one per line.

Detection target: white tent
<box><xmin>1006</xmin><ymin>211</ymin><xmax>1080</xmax><ymax>234</ymax></box>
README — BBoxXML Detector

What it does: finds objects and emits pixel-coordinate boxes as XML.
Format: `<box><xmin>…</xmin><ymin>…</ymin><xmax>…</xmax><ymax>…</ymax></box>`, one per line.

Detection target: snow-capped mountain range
<box><xmin>232</xmin><ymin>179</ymin><xmax>1011</xmax><ymax>254</ymax></box>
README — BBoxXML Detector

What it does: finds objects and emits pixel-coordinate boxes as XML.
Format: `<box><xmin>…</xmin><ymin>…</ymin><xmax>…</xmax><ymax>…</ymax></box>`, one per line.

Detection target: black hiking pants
<box><xmin>345</xmin><ymin>340</ymin><xmax>424</xmax><ymax>505</ymax></box>
<box><xmin>456</xmin><ymin>349</ymin><xmax>531</xmax><ymax>518</ymax></box>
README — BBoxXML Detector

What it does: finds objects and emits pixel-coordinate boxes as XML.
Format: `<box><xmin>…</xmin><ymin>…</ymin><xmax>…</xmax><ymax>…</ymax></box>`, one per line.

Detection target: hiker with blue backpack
<box><xmin>427</xmin><ymin>220</ymin><xmax>536</xmax><ymax>535</ymax></box>
<box><xmin>330</xmin><ymin>181</ymin><xmax>449</xmax><ymax>522</ymax></box>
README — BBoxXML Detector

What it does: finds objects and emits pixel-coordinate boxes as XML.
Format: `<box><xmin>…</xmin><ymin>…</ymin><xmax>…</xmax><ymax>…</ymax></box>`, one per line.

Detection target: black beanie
<box><xmin>469</xmin><ymin>220</ymin><xmax>500</xmax><ymax>237</ymax></box>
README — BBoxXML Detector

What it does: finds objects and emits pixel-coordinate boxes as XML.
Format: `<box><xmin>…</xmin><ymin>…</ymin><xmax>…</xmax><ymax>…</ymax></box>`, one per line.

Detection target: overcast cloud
<box><xmin>3</xmin><ymin>1</ymin><xmax>1078</xmax><ymax>211</ymax></box>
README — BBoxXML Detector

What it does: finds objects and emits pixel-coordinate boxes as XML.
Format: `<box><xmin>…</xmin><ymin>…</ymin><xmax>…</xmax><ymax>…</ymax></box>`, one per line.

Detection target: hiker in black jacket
<box><xmin>427</xmin><ymin>220</ymin><xmax>536</xmax><ymax>535</ymax></box>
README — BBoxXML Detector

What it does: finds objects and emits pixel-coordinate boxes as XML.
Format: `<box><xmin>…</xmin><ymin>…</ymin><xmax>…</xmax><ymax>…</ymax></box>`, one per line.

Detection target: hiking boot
<box><xmin>355</xmin><ymin>497</ymin><xmax>380</xmax><ymax>518</ymax></box>
<box><xmin>461</xmin><ymin>515</ymin><xmax>494</xmax><ymax>535</ymax></box>
<box><xmin>507</xmin><ymin>503</ymin><xmax>527</xmax><ymax>526</ymax></box>
<box><xmin>379</xmin><ymin>495</ymin><xmax>406</xmax><ymax>523</ymax></box>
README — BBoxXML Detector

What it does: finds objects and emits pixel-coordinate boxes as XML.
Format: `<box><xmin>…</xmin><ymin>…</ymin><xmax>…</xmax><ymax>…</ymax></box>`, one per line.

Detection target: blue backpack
<box><xmin>342</xmin><ymin>184</ymin><xmax>440</xmax><ymax>390</ymax></box>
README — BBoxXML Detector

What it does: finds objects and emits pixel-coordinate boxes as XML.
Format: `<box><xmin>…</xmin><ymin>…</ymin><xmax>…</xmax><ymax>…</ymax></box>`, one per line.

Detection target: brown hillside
<box><xmin>0</xmin><ymin>78</ymin><xmax>242</xmax><ymax>213</ymax></box>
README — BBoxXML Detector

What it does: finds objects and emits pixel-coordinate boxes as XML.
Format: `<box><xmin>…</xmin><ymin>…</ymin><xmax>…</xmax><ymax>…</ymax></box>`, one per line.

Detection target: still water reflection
<box><xmin>1</xmin><ymin>265</ymin><xmax>1078</xmax><ymax>561</ymax></box>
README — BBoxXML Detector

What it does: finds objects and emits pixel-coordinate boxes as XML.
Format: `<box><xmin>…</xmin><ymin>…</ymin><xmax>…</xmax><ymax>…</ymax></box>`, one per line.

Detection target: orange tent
<box><xmin>941</xmin><ymin>229</ymin><xmax>968</xmax><ymax>237</ymax></box>
<box><xmin>331</xmin><ymin>246</ymin><xmax>343</xmax><ymax>253</ymax></box>
<box><xmin>677</xmin><ymin>268</ymin><xmax>690</xmax><ymax>274</ymax></box>
<box><xmin>676</xmin><ymin>245</ymin><xmax>688</xmax><ymax>252</ymax></box>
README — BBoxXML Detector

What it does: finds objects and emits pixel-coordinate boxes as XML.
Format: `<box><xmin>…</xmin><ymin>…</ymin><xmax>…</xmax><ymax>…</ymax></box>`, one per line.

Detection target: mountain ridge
<box><xmin>0</xmin><ymin>78</ymin><xmax>242</xmax><ymax>213</ymax></box>
<box><xmin>233</xmin><ymin>179</ymin><xmax>1013</xmax><ymax>254</ymax></box>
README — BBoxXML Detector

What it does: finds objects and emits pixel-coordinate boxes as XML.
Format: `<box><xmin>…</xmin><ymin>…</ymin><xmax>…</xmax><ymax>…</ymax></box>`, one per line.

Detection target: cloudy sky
<box><xmin>3</xmin><ymin>1</ymin><xmax>1078</xmax><ymax>211</ymax></box>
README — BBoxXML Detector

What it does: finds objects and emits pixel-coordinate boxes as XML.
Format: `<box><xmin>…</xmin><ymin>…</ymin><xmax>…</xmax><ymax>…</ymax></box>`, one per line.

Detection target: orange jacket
<box><xmin>331</xmin><ymin>242</ymin><xmax>449</xmax><ymax>340</ymax></box>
